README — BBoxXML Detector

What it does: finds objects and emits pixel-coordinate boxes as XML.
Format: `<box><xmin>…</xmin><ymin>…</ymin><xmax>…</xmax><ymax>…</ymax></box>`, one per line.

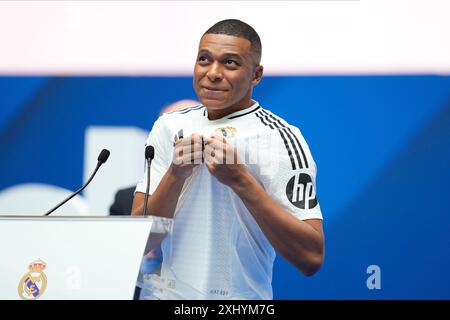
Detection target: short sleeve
<box><xmin>135</xmin><ymin>115</ymin><xmax>172</xmax><ymax>195</ymax></box>
<box><xmin>263</xmin><ymin>126</ymin><xmax>322</xmax><ymax>221</ymax></box>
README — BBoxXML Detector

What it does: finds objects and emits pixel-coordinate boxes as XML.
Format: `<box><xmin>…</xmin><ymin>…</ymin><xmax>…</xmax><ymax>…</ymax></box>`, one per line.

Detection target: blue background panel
<box><xmin>1</xmin><ymin>75</ymin><xmax>449</xmax><ymax>299</ymax></box>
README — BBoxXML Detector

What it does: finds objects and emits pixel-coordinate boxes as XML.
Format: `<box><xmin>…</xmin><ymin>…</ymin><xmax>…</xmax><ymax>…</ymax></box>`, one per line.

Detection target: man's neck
<box><xmin>207</xmin><ymin>100</ymin><xmax>255</xmax><ymax>120</ymax></box>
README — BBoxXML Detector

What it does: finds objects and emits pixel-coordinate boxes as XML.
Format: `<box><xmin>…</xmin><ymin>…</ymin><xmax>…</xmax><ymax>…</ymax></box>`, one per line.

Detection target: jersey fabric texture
<box><xmin>135</xmin><ymin>101</ymin><xmax>322</xmax><ymax>300</ymax></box>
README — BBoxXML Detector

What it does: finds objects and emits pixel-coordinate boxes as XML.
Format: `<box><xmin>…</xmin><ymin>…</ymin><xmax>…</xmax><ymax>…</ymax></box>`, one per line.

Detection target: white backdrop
<box><xmin>0</xmin><ymin>0</ymin><xmax>449</xmax><ymax>75</ymax></box>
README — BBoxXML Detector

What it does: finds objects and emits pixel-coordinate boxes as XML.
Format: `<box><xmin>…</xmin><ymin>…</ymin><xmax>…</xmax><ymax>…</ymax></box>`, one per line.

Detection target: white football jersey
<box><xmin>136</xmin><ymin>101</ymin><xmax>322</xmax><ymax>299</ymax></box>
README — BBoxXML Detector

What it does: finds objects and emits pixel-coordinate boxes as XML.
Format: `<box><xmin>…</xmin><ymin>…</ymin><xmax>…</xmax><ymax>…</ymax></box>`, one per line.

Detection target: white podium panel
<box><xmin>0</xmin><ymin>216</ymin><xmax>170</xmax><ymax>300</ymax></box>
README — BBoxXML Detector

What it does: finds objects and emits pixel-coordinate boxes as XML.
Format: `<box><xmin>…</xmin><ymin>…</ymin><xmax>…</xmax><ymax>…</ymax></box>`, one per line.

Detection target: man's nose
<box><xmin>207</xmin><ymin>62</ymin><xmax>223</xmax><ymax>82</ymax></box>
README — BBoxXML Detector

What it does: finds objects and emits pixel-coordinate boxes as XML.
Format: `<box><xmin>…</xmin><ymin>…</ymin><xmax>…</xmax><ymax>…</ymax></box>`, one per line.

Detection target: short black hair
<box><xmin>204</xmin><ymin>19</ymin><xmax>262</xmax><ymax>65</ymax></box>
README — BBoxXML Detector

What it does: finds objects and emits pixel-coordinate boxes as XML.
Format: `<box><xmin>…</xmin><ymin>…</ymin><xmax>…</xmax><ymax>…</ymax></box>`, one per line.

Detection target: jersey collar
<box><xmin>203</xmin><ymin>101</ymin><xmax>261</xmax><ymax>120</ymax></box>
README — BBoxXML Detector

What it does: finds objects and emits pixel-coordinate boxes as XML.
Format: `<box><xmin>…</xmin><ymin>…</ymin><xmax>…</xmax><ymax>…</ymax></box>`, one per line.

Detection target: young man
<box><xmin>132</xmin><ymin>19</ymin><xmax>324</xmax><ymax>299</ymax></box>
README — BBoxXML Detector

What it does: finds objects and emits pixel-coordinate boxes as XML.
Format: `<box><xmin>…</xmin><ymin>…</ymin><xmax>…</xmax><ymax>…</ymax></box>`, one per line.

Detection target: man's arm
<box><xmin>204</xmin><ymin>134</ymin><xmax>324</xmax><ymax>276</ymax></box>
<box><xmin>131</xmin><ymin>166</ymin><xmax>187</xmax><ymax>217</ymax></box>
<box><xmin>231</xmin><ymin>171</ymin><xmax>324</xmax><ymax>276</ymax></box>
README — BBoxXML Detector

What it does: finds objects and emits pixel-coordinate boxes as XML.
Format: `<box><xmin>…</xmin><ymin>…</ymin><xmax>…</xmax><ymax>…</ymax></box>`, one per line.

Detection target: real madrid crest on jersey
<box><xmin>215</xmin><ymin>126</ymin><xmax>237</xmax><ymax>138</ymax></box>
<box><xmin>18</xmin><ymin>259</ymin><xmax>48</xmax><ymax>300</ymax></box>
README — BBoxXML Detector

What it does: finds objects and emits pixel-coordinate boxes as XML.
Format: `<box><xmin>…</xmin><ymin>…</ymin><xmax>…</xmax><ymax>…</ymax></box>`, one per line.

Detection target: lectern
<box><xmin>0</xmin><ymin>215</ymin><xmax>172</xmax><ymax>300</ymax></box>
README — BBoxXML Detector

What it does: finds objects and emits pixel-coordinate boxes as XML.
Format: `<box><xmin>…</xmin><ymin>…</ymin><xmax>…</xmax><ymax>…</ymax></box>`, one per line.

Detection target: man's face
<box><xmin>193</xmin><ymin>33</ymin><xmax>262</xmax><ymax>116</ymax></box>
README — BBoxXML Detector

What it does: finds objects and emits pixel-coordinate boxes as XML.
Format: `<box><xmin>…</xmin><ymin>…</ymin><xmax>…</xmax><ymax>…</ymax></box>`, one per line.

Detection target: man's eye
<box><xmin>198</xmin><ymin>56</ymin><xmax>208</xmax><ymax>62</ymax></box>
<box><xmin>226</xmin><ymin>59</ymin><xmax>238</xmax><ymax>65</ymax></box>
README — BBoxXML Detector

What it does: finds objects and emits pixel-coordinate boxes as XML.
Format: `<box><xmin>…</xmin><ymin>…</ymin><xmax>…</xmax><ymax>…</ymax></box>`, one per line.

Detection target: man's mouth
<box><xmin>202</xmin><ymin>86</ymin><xmax>228</xmax><ymax>92</ymax></box>
<box><xmin>201</xmin><ymin>86</ymin><xmax>228</xmax><ymax>99</ymax></box>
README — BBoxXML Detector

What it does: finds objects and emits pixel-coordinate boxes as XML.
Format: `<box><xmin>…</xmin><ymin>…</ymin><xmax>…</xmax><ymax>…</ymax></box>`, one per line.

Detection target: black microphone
<box><xmin>44</xmin><ymin>149</ymin><xmax>110</xmax><ymax>216</ymax></box>
<box><xmin>142</xmin><ymin>145</ymin><xmax>155</xmax><ymax>216</ymax></box>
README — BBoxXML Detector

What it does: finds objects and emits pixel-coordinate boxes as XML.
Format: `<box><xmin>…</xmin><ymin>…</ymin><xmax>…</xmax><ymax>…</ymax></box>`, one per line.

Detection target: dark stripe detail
<box><xmin>258</xmin><ymin>111</ymin><xmax>275</xmax><ymax>129</ymax></box>
<box><xmin>168</xmin><ymin>105</ymin><xmax>204</xmax><ymax>114</ymax></box>
<box><xmin>255</xmin><ymin>111</ymin><xmax>273</xmax><ymax>128</ymax></box>
<box><xmin>261</xmin><ymin>109</ymin><xmax>309</xmax><ymax>169</ymax></box>
<box><xmin>178</xmin><ymin>105</ymin><xmax>204</xmax><ymax>114</ymax></box>
<box><xmin>228</xmin><ymin>106</ymin><xmax>261</xmax><ymax>119</ymax></box>
<box><xmin>277</xmin><ymin>127</ymin><xmax>297</xmax><ymax>170</ymax></box>
<box><xmin>285</xmin><ymin>127</ymin><xmax>309</xmax><ymax>168</ymax></box>
<box><xmin>261</xmin><ymin>110</ymin><xmax>303</xmax><ymax>169</ymax></box>
<box><xmin>281</xmin><ymin>127</ymin><xmax>303</xmax><ymax>169</ymax></box>
<box><xmin>255</xmin><ymin>111</ymin><xmax>270</xmax><ymax>126</ymax></box>
<box><xmin>259</xmin><ymin>111</ymin><xmax>299</xmax><ymax>168</ymax></box>
<box><xmin>255</xmin><ymin>111</ymin><xmax>296</xmax><ymax>170</ymax></box>
<box><xmin>260</xmin><ymin>111</ymin><xmax>303</xmax><ymax>169</ymax></box>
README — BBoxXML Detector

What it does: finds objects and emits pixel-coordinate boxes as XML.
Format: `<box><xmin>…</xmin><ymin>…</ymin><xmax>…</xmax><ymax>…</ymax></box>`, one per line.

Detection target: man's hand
<box><xmin>204</xmin><ymin>134</ymin><xmax>248</xmax><ymax>188</ymax></box>
<box><xmin>171</xmin><ymin>133</ymin><xmax>204</xmax><ymax>179</ymax></box>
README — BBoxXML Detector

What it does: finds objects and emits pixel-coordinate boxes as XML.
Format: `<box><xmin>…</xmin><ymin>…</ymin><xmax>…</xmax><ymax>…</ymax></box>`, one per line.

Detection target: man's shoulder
<box><xmin>161</xmin><ymin>104</ymin><xmax>205</xmax><ymax>119</ymax></box>
<box><xmin>151</xmin><ymin>104</ymin><xmax>205</xmax><ymax>135</ymax></box>
<box><xmin>254</xmin><ymin>105</ymin><xmax>300</xmax><ymax>133</ymax></box>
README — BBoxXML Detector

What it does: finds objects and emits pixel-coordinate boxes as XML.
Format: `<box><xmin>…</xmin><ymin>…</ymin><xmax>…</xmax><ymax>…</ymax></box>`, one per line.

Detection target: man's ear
<box><xmin>252</xmin><ymin>65</ymin><xmax>264</xmax><ymax>86</ymax></box>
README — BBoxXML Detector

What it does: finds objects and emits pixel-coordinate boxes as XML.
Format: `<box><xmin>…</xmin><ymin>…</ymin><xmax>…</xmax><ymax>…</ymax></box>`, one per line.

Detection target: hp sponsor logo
<box><xmin>286</xmin><ymin>173</ymin><xmax>318</xmax><ymax>209</ymax></box>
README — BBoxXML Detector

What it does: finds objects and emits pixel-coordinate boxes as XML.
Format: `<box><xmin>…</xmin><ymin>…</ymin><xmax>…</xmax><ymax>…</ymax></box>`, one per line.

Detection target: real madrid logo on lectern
<box><xmin>18</xmin><ymin>259</ymin><xmax>48</xmax><ymax>300</ymax></box>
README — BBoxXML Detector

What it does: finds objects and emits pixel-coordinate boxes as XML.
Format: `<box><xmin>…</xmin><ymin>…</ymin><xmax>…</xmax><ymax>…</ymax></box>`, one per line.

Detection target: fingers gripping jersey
<box><xmin>135</xmin><ymin>102</ymin><xmax>322</xmax><ymax>299</ymax></box>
